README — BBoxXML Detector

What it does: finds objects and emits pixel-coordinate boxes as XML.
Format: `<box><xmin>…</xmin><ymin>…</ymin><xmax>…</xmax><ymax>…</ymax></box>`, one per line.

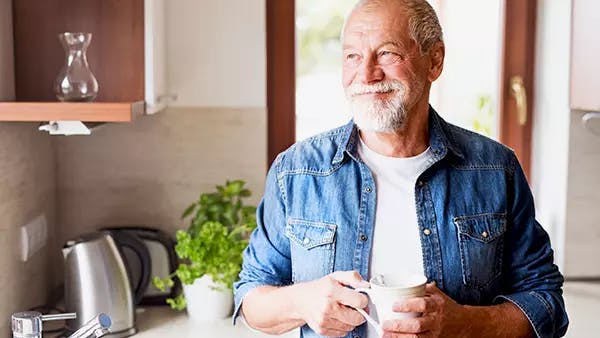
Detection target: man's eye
<box><xmin>378</xmin><ymin>51</ymin><xmax>402</xmax><ymax>64</ymax></box>
<box><xmin>344</xmin><ymin>53</ymin><xmax>362</xmax><ymax>66</ymax></box>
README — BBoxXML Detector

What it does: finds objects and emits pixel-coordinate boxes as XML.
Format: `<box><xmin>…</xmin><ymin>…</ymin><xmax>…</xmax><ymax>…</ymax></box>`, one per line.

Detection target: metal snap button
<box><xmin>364</xmin><ymin>186</ymin><xmax>372</xmax><ymax>193</ymax></box>
<box><xmin>360</xmin><ymin>234</ymin><xmax>368</xmax><ymax>241</ymax></box>
<box><xmin>303</xmin><ymin>237</ymin><xmax>310</xmax><ymax>245</ymax></box>
<box><xmin>482</xmin><ymin>231</ymin><xmax>489</xmax><ymax>238</ymax></box>
<box><xmin>423</xmin><ymin>228</ymin><xmax>431</xmax><ymax>236</ymax></box>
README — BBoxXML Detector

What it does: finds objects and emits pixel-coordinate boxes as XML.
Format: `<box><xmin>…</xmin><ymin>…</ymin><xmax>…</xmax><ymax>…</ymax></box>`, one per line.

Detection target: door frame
<box><xmin>498</xmin><ymin>0</ymin><xmax>537</xmax><ymax>178</ymax></box>
<box><xmin>266</xmin><ymin>0</ymin><xmax>296</xmax><ymax>167</ymax></box>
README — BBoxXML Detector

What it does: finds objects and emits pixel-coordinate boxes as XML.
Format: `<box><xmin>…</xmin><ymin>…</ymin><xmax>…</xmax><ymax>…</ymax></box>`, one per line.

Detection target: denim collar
<box><xmin>332</xmin><ymin>105</ymin><xmax>464</xmax><ymax>165</ymax></box>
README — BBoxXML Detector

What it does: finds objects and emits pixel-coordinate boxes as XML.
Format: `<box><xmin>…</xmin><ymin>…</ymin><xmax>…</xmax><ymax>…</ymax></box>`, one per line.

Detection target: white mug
<box><xmin>354</xmin><ymin>273</ymin><xmax>428</xmax><ymax>337</ymax></box>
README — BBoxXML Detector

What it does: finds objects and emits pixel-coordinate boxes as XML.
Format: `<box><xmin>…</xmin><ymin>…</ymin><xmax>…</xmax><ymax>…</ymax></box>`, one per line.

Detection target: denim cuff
<box><xmin>494</xmin><ymin>291</ymin><xmax>556</xmax><ymax>338</ymax></box>
<box><xmin>232</xmin><ymin>282</ymin><xmax>264</xmax><ymax>325</ymax></box>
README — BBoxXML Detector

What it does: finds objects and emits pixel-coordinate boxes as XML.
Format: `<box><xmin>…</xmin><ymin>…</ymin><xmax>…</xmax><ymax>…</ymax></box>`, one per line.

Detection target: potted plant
<box><xmin>152</xmin><ymin>180</ymin><xmax>257</xmax><ymax>321</ymax></box>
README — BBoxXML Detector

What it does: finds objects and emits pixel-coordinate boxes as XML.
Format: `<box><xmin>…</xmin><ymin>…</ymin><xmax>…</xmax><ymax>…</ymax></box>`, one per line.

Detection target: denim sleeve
<box><xmin>493</xmin><ymin>154</ymin><xmax>569</xmax><ymax>338</ymax></box>
<box><xmin>232</xmin><ymin>155</ymin><xmax>292</xmax><ymax>325</ymax></box>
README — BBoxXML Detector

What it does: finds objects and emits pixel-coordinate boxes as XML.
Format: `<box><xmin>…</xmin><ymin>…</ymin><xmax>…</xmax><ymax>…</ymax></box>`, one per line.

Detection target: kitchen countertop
<box><xmin>133</xmin><ymin>306</ymin><xmax>298</xmax><ymax>338</ymax></box>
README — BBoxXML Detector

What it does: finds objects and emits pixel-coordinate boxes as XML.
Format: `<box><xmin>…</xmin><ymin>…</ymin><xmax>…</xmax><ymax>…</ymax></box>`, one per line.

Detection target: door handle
<box><xmin>510</xmin><ymin>76</ymin><xmax>527</xmax><ymax>126</ymax></box>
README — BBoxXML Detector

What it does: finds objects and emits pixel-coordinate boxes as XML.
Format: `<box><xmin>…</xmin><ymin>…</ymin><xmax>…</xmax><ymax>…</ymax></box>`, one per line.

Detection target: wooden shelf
<box><xmin>0</xmin><ymin>101</ymin><xmax>145</xmax><ymax>122</ymax></box>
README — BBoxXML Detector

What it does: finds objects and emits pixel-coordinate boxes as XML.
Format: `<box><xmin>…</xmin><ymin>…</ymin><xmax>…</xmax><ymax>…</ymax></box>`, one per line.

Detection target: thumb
<box><xmin>330</xmin><ymin>270</ymin><xmax>370</xmax><ymax>289</ymax></box>
<box><xmin>425</xmin><ymin>281</ymin><xmax>442</xmax><ymax>295</ymax></box>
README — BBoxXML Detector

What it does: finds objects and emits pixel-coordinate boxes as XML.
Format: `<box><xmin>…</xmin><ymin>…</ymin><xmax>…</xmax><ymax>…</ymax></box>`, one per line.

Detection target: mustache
<box><xmin>346</xmin><ymin>81</ymin><xmax>405</xmax><ymax>97</ymax></box>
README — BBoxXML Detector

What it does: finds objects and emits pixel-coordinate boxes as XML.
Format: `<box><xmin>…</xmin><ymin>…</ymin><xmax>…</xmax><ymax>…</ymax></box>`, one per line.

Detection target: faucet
<box><xmin>11</xmin><ymin>311</ymin><xmax>111</xmax><ymax>338</ymax></box>
<box><xmin>66</xmin><ymin>314</ymin><xmax>111</xmax><ymax>338</ymax></box>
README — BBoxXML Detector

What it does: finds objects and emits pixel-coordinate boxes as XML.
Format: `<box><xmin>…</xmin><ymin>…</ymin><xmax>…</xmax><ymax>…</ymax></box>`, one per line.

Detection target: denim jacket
<box><xmin>234</xmin><ymin>107</ymin><xmax>568</xmax><ymax>338</ymax></box>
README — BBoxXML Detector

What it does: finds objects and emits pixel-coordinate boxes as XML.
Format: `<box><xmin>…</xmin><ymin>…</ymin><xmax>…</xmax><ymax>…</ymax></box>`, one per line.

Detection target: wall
<box><xmin>564</xmin><ymin>112</ymin><xmax>600</xmax><ymax>277</ymax></box>
<box><xmin>0</xmin><ymin>0</ymin><xmax>58</xmax><ymax>335</ymax></box>
<box><xmin>0</xmin><ymin>125</ymin><xmax>57</xmax><ymax>336</ymax></box>
<box><xmin>55</xmin><ymin>107</ymin><xmax>266</xmax><ymax>245</ymax></box>
<box><xmin>530</xmin><ymin>0</ymin><xmax>572</xmax><ymax>271</ymax></box>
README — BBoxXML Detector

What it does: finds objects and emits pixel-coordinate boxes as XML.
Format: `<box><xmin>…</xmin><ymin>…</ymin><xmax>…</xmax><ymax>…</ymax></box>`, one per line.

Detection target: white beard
<box><xmin>346</xmin><ymin>80</ymin><xmax>408</xmax><ymax>133</ymax></box>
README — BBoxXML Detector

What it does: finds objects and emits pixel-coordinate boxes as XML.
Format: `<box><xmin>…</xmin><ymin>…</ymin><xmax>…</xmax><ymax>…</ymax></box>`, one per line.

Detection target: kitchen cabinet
<box><xmin>0</xmin><ymin>0</ymin><xmax>169</xmax><ymax>122</ymax></box>
<box><xmin>570</xmin><ymin>0</ymin><xmax>600</xmax><ymax>112</ymax></box>
<box><xmin>144</xmin><ymin>0</ymin><xmax>169</xmax><ymax>115</ymax></box>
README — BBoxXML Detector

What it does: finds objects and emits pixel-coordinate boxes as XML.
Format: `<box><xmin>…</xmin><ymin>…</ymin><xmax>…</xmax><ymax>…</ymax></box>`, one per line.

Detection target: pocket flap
<box><xmin>285</xmin><ymin>218</ymin><xmax>337</xmax><ymax>250</ymax></box>
<box><xmin>453</xmin><ymin>213</ymin><xmax>506</xmax><ymax>243</ymax></box>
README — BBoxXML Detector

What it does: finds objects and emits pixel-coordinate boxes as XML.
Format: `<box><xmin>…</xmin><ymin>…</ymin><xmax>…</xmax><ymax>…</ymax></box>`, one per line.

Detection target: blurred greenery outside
<box><xmin>296</xmin><ymin>0</ymin><xmax>351</xmax><ymax>76</ymax></box>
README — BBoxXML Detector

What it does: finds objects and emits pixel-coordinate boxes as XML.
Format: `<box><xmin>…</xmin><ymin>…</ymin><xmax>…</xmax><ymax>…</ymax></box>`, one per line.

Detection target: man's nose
<box><xmin>357</xmin><ymin>56</ymin><xmax>384</xmax><ymax>84</ymax></box>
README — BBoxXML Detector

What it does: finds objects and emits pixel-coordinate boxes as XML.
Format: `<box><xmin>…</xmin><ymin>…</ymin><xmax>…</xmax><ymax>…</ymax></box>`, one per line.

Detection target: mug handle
<box><xmin>354</xmin><ymin>288</ymin><xmax>383</xmax><ymax>337</ymax></box>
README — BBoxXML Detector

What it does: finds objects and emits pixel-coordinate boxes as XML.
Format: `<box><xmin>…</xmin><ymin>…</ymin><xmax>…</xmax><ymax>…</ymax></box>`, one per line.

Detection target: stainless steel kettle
<box><xmin>63</xmin><ymin>231</ymin><xmax>151</xmax><ymax>338</ymax></box>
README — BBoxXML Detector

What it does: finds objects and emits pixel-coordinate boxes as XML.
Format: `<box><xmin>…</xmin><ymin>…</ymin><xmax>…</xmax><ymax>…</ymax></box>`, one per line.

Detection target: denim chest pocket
<box><xmin>453</xmin><ymin>213</ymin><xmax>506</xmax><ymax>289</ymax></box>
<box><xmin>285</xmin><ymin>218</ymin><xmax>337</xmax><ymax>283</ymax></box>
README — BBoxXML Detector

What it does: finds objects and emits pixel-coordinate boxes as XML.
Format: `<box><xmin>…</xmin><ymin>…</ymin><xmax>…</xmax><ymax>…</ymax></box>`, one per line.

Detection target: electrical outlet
<box><xmin>20</xmin><ymin>214</ymin><xmax>48</xmax><ymax>262</ymax></box>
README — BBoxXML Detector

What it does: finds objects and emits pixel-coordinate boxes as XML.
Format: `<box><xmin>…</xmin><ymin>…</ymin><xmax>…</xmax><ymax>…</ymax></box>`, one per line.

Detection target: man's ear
<box><xmin>427</xmin><ymin>41</ymin><xmax>445</xmax><ymax>82</ymax></box>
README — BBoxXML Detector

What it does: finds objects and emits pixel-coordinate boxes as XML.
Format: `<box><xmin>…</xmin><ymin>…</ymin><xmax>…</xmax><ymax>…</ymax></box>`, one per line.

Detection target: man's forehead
<box><xmin>342</xmin><ymin>12</ymin><xmax>410</xmax><ymax>47</ymax></box>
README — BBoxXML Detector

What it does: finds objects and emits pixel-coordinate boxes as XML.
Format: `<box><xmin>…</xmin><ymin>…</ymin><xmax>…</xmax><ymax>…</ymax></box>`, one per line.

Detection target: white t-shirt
<box><xmin>357</xmin><ymin>137</ymin><xmax>435</xmax><ymax>338</ymax></box>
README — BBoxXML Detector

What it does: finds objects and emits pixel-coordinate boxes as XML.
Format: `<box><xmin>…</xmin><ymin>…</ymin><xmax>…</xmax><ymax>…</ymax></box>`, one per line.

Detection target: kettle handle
<box><xmin>108</xmin><ymin>231</ymin><xmax>152</xmax><ymax>304</ymax></box>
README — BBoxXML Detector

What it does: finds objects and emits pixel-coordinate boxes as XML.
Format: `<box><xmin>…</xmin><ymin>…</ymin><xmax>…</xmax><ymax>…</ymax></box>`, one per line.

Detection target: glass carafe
<box><xmin>54</xmin><ymin>32</ymin><xmax>99</xmax><ymax>102</ymax></box>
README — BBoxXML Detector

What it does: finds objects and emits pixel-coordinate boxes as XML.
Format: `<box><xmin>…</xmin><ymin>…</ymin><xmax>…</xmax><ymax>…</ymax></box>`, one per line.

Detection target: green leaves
<box><xmin>472</xmin><ymin>94</ymin><xmax>494</xmax><ymax>137</ymax></box>
<box><xmin>153</xmin><ymin>179</ymin><xmax>258</xmax><ymax>311</ymax></box>
<box><xmin>152</xmin><ymin>276</ymin><xmax>174</xmax><ymax>292</ymax></box>
<box><xmin>166</xmin><ymin>295</ymin><xmax>186</xmax><ymax>311</ymax></box>
<box><xmin>181</xmin><ymin>203</ymin><xmax>197</xmax><ymax>219</ymax></box>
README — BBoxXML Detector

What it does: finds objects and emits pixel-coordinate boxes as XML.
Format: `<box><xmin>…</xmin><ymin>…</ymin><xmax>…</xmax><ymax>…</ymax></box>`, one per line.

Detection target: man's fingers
<box><xmin>328</xmin><ymin>317</ymin><xmax>355</xmax><ymax>333</ymax></box>
<box><xmin>336</xmin><ymin>285</ymin><xmax>369</xmax><ymax>309</ymax></box>
<box><xmin>314</xmin><ymin>317</ymin><xmax>355</xmax><ymax>337</ymax></box>
<box><xmin>393</xmin><ymin>296</ymin><xmax>436</xmax><ymax>314</ymax></box>
<box><xmin>328</xmin><ymin>271</ymin><xmax>369</xmax><ymax>309</ymax></box>
<box><xmin>316</xmin><ymin>325</ymin><xmax>350</xmax><ymax>338</ymax></box>
<box><xmin>382</xmin><ymin>332</ymin><xmax>434</xmax><ymax>338</ymax></box>
<box><xmin>381</xmin><ymin>315</ymin><xmax>436</xmax><ymax>334</ymax></box>
<box><xmin>424</xmin><ymin>282</ymin><xmax>440</xmax><ymax>294</ymax></box>
<box><xmin>334</xmin><ymin>305</ymin><xmax>367</xmax><ymax>327</ymax></box>
<box><xmin>330</xmin><ymin>270</ymin><xmax>370</xmax><ymax>288</ymax></box>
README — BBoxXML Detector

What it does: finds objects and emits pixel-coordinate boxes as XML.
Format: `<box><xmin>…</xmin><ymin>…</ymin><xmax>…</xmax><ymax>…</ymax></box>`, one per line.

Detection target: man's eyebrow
<box><xmin>377</xmin><ymin>41</ymin><xmax>405</xmax><ymax>49</ymax></box>
<box><xmin>342</xmin><ymin>41</ymin><xmax>406</xmax><ymax>50</ymax></box>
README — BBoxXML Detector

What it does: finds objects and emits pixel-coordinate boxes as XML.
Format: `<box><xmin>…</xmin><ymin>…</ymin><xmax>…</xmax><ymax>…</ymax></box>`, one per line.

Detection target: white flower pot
<box><xmin>183</xmin><ymin>275</ymin><xmax>233</xmax><ymax>321</ymax></box>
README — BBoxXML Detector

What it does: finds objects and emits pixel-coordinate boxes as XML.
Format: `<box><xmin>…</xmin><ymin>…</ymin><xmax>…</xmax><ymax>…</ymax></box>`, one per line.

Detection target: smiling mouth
<box><xmin>353</xmin><ymin>90</ymin><xmax>394</xmax><ymax>97</ymax></box>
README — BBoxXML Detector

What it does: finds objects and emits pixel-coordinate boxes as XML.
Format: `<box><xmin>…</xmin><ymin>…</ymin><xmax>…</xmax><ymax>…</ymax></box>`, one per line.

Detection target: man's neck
<box><xmin>359</xmin><ymin>104</ymin><xmax>430</xmax><ymax>158</ymax></box>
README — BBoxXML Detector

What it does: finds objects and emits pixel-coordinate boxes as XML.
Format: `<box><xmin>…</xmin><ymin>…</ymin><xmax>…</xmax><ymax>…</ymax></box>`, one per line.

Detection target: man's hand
<box><xmin>381</xmin><ymin>282</ymin><xmax>468</xmax><ymax>338</ymax></box>
<box><xmin>380</xmin><ymin>283</ymin><xmax>533</xmax><ymax>338</ymax></box>
<box><xmin>295</xmin><ymin>271</ymin><xmax>370</xmax><ymax>337</ymax></box>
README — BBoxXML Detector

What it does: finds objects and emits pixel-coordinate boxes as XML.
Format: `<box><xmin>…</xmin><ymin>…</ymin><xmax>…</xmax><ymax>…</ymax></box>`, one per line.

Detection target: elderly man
<box><xmin>234</xmin><ymin>0</ymin><xmax>568</xmax><ymax>337</ymax></box>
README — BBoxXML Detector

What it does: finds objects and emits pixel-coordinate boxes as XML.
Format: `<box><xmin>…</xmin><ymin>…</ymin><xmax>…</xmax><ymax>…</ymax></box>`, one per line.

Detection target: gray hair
<box><xmin>342</xmin><ymin>0</ymin><xmax>444</xmax><ymax>55</ymax></box>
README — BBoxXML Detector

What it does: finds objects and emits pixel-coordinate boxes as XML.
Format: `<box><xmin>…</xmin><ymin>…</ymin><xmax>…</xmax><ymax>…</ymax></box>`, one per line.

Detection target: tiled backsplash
<box><xmin>54</xmin><ymin>106</ymin><xmax>267</xmax><ymax>262</ymax></box>
<box><xmin>0</xmin><ymin>123</ymin><xmax>57</xmax><ymax>337</ymax></box>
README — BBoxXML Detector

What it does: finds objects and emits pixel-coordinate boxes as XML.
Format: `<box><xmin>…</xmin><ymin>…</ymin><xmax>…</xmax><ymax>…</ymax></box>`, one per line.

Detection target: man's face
<box><xmin>342</xmin><ymin>4</ymin><xmax>434</xmax><ymax>132</ymax></box>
